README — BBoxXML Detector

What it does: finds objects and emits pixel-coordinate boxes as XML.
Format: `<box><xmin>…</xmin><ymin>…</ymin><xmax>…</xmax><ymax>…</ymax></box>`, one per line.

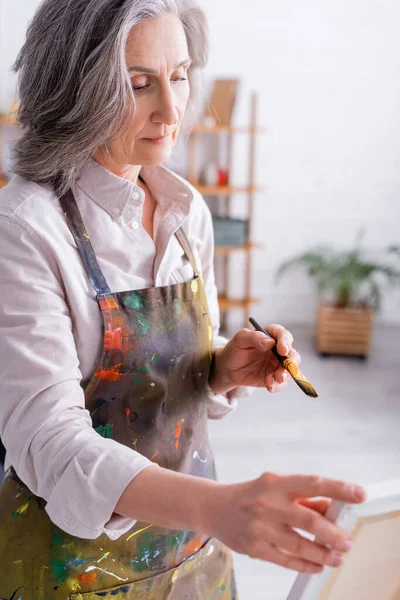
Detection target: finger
<box><xmin>274</xmin><ymin>369</ymin><xmax>287</xmax><ymax>385</ymax></box>
<box><xmin>254</xmin><ymin>543</ymin><xmax>323</xmax><ymax>574</ymax></box>
<box><xmin>265</xmin><ymin>324</ymin><xmax>294</xmax><ymax>356</ymax></box>
<box><xmin>296</xmin><ymin>498</ymin><xmax>332</xmax><ymax>515</ymax></box>
<box><xmin>284</xmin><ymin>475</ymin><xmax>366</xmax><ymax>505</ymax></box>
<box><xmin>233</xmin><ymin>328</ymin><xmax>276</xmax><ymax>352</ymax></box>
<box><xmin>284</xmin><ymin>503</ymin><xmax>352</xmax><ymax>552</ymax></box>
<box><xmin>288</xmin><ymin>347</ymin><xmax>301</xmax><ymax>365</ymax></box>
<box><xmin>272</xmin><ymin>366</ymin><xmax>290</xmax><ymax>385</ymax></box>
<box><xmin>269</xmin><ymin>380</ymin><xmax>289</xmax><ymax>394</ymax></box>
<box><xmin>267</xmin><ymin>526</ymin><xmax>342</xmax><ymax>568</ymax></box>
<box><xmin>269</xmin><ymin>347</ymin><xmax>302</xmax><ymax>385</ymax></box>
<box><xmin>265</xmin><ymin>360</ymin><xmax>283</xmax><ymax>391</ymax></box>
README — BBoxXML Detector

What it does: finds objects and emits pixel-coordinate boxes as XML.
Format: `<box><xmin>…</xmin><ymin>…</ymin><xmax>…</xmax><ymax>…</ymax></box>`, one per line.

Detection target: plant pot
<box><xmin>315</xmin><ymin>301</ymin><xmax>374</xmax><ymax>357</ymax></box>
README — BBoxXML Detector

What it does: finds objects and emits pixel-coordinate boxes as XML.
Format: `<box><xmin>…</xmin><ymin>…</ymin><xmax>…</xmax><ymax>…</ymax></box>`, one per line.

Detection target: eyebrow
<box><xmin>128</xmin><ymin>59</ymin><xmax>191</xmax><ymax>74</ymax></box>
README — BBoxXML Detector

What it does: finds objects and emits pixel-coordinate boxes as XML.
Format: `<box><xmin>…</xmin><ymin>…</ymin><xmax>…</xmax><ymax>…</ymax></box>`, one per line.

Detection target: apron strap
<box><xmin>175</xmin><ymin>227</ymin><xmax>200</xmax><ymax>278</ymax></box>
<box><xmin>59</xmin><ymin>190</ymin><xmax>112</xmax><ymax>296</ymax></box>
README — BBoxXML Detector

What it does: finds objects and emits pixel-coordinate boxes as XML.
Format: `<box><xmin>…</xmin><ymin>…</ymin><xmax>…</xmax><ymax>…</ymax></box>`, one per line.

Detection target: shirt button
<box><xmin>131</xmin><ymin>221</ymin><xmax>140</xmax><ymax>230</ymax></box>
<box><xmin>132</xmin><ymin>190</ymin><xmax>140</xmax><ymax>201</ymax></box>
<box><xmin>112</xmin><ymin>207</ymin><xmax>120</xmax><ymax>215</ymax></box>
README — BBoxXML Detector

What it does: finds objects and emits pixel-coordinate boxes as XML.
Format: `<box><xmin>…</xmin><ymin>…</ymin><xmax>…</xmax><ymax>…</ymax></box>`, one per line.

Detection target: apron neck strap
<box><xmin>59</xmin><ymin>190</ymin><xmax>112</xmax><ymax>296</ymax></box>
<box><xmin>175</xmin><ymin>228</ymin><xmax>200</xmax><ymax>278</ymax></box>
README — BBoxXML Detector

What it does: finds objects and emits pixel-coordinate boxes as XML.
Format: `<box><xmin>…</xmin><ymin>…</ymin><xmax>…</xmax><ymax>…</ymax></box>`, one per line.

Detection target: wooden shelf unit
<box><xmin>194</xmin><ymin>185</ymin><xmax>259</xmax><ymax>196</ymax></box>
<box><xmin>188</xmin><ymin>92</ymin><xmax>261</xmax><ymax>330</ymax></box>
<box><xmin>214</xmin><ymin>242</ymin><xmax>261</xmax><ymax>256</ymax></box>
<box><xmin>191</xmin><ymin>124</ymin><xmax>265</xmax><ymax>135</ymax></box>
<box><xmin>0</xmin><ymin>112</ymin><xmax>18</xmax><ymax>189</ymax></box>
<box><xmin>218</xmin><ymin>295</ymin><xmax>259</xmax><ymax>312</ymax></box>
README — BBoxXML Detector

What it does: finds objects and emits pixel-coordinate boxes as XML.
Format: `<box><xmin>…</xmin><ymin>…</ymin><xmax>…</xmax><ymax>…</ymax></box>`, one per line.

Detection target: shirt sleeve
<box><xmin>0</xmin><ymin>214</ymin><xmax>155</xmax><ymax>540</ymax></box>
<box><xmin>191</xmin><ymin>193</ymin><xmax>254</xmax><ymax>419</ymax></box>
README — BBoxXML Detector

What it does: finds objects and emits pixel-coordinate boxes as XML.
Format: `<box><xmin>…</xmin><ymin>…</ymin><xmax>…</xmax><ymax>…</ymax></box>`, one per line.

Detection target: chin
<box><xmin>138</xmin><ymin>147</ymin><xmax>174</xmax><ymax>167</ymax></box>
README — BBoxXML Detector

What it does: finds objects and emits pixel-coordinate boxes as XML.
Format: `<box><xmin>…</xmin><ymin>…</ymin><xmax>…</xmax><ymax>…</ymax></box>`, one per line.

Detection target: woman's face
<box><xmin>107</xmin><ymin>14</ymin><xmax>191</xmax><ymax>168</ymax></box>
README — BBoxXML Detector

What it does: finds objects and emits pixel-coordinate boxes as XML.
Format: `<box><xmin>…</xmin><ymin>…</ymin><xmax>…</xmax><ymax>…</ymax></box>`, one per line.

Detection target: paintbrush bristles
<box><xmin>294</xmin><ymin>378</ymin><xmax>318</xmax><ymax>398</ymax></box>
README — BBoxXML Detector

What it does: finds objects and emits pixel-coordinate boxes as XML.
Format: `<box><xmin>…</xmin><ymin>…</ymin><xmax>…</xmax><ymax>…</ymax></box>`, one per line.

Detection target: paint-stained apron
<box><xmin>0</xmin><ymin>189</ymin><xmax>237</xmax><ymax>600</ymax></box>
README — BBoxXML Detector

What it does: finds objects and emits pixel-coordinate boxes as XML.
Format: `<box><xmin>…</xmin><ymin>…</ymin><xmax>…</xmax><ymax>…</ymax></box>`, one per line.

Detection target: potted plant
<box><xmin>276</xmin><ymin>233</ymin><xmax>399</xmax><ymax>358</ymax></box>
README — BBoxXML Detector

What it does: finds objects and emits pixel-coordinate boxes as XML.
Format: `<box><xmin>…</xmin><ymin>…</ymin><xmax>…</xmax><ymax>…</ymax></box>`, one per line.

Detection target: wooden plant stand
<box><xmin>315</xmin><ymin>301</ymin><xmax>374</xmax><ymax>358</ymax></box>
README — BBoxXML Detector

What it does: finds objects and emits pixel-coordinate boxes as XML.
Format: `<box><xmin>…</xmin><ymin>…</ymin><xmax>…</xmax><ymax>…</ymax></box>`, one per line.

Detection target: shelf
<box><xmin>191</xmin><ymin>125</ymin><xmax>265</xmax><ymax>135</ymax></box>
<box><xmin>191</xmin><ymin>185</ymin><xmax>259</xmax><ymax>196</ymax></box>
<box><xmin>218</xmin><ymin>295</ymin><xmax>259</xmax><ymax>311</ymax></box>
<box><xmin>215</xmin><ymin>243</ymin><xmax>261</xmax><ymax>255</ymax></box>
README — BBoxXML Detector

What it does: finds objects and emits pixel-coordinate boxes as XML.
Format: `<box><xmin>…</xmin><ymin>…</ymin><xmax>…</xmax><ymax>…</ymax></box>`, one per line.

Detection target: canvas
<box><xmin>287</xmin><ymin>478</ymin><xmax>400</xmax><ymax>600</ymax></box>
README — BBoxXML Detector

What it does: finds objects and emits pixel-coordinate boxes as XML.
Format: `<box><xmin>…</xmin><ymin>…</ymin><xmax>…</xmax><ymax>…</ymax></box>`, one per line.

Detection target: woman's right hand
<box><xmin>208</xmin><ymin>472</ymin><xmax>365</xmax><ymax>573</ymax></box>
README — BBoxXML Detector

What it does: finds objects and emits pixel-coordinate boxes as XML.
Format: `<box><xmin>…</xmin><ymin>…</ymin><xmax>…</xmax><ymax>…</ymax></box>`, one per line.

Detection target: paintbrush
<box><xmin>249</xmin><ymin>317</ymin><xmax>318</xmax><ymax>398</ymax></box>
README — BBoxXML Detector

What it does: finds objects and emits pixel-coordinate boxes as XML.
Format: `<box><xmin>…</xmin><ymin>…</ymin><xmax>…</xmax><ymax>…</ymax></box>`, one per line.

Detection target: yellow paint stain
<box><xmin>66</xmin><ymin>578</ymin><xmax>81</xmax><ymax>594</ymax></box>
<box><xmin>97</xmin><ymin>551</ymin><xmax>110</xmax><ymax>563</ymax></box>
<box><xmin>13</xmin><ymin>559</ymin><xmax>23</xmax><ymax>580</ymax></box>
<box><xmin>38</xmin><ymin>566</ymin><xmax>49</xmax><ymax>600</ymax></box>
<box><xmin>150</xmin><ymin>382</ymin><xmax>156</xmax><ymax>387</ymax></box>
<box><xmin>208</xmin><ymin>325</ymin><xmax>213</xmax><ymax>341</ymax></box>
<box><xmin>126</xmin><ymin>524</ymin><xmax>153</xmax><ymax>541</ymax></box>
<box><xmin>15</xmin><ymin>499</ymin><xmax>30</xmax><ymax>516</ymax></box>
<box><xmin>172</xmin><ymin>569</ymin><xmax>179</xmax><ymax>583</ymax></box>
<box><xmin>191</xmin><ymin>280</ymin><xmax>198</xmax><ymax>294</ymax></box>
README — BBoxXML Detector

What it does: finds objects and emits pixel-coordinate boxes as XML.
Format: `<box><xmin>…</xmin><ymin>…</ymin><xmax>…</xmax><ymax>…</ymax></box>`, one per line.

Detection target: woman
<box><xmin>0</xmin><ymin>1</ymin><xmax>365</xmax><ymax>598</ymax></box>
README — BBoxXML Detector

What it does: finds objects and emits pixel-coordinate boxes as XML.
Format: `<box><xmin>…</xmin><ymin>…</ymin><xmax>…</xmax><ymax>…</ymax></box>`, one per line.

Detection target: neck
<box><xmin>93</xmin><ymin>151</ymin><xmax>142</xmax><ymax>185</ymax></box>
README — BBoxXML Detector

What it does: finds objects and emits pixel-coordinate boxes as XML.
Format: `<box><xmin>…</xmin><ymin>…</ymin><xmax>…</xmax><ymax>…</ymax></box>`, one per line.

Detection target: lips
<box><xmin>143</xmin><ymin>133</ymin><xmax>173</xmax><ymax>140</ymax></box>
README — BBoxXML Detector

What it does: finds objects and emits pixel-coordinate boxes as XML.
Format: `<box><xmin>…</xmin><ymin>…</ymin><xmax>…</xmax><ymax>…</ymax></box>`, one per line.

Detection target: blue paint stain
<box><xmin>162</xmin><ymin>402</ymin><xmax>166</xmax><ymax>414</ymax></box>
<box><xmin>67</xmin><ymin>558</ymin><xmax>86</xmax><ymax>567</ymax></box>
<box><xmin>95</xmin><ymin>585</ymin><xmax>131</xmax><ymax>597</ymax></box>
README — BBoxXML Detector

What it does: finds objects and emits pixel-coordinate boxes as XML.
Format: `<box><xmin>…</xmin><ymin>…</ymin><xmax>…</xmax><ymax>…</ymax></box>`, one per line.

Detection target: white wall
<box><xmin>0</xmin><ymin>0</ymin><xmax>42</xmax><ymax>110</ymax></box>
<box><xmin>200</xmin><ymin>0</ymin><xmax>400</xmax><ymax>325</ymax></box>
<box><xmin>1</xmin><ymin>0</ymin><xmax>400</xmax><ymax>324</ymax></box>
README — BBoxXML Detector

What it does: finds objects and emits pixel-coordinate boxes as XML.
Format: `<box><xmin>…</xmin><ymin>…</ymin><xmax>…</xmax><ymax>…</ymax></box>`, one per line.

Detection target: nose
<box><xmin>151</xmin><ymin>85</ymin><xmax>179</xmax><ymax>128</ymax></box>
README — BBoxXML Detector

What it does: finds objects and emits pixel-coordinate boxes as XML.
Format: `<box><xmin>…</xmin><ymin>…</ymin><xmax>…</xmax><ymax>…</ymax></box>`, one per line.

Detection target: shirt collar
<box><xmin>75</xmin><ymin>157</ymin><xmax>194</xmax><ymax>219</ymax></box>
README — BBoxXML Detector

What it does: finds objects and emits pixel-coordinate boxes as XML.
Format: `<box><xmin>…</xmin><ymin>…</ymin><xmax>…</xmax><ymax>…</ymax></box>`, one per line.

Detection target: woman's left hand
<box><xmin>209</xmin><ymin>325</ymin><xmax>301</xmax><ymax>395</ymax></box>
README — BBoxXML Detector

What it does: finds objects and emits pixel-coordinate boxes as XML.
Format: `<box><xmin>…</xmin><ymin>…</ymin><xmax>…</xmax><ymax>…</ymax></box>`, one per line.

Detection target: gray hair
<box><xmin>12</xmin><ymin>0</ymin><xmax>209</xmax><ymax>196</ymax></box>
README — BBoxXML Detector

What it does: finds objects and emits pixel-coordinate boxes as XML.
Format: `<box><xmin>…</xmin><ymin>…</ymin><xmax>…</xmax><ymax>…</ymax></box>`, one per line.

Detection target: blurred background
<box><xmin>1</xmin><ymin>1</ymin><xmax>400</xmax><ymax>598</ymax></box>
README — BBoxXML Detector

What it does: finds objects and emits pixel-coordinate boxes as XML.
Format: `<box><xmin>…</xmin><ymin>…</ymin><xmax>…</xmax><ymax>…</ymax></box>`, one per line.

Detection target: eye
<box><xmin>131</xmin><ymin>76</ymin><xmax>151</xmax><ymax>92</ymax></box>
<box><xmin>133</xmin><ymin>83</ymin><xmax>151</xmax><ymax>92</ymax></box>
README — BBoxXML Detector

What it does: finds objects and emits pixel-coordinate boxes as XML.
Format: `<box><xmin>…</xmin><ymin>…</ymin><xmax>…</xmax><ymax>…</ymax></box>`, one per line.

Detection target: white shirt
<box><xmin>0</xmin><ymin>158</ymin><xmax>244</xmax><ymax>540</ymax></box>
